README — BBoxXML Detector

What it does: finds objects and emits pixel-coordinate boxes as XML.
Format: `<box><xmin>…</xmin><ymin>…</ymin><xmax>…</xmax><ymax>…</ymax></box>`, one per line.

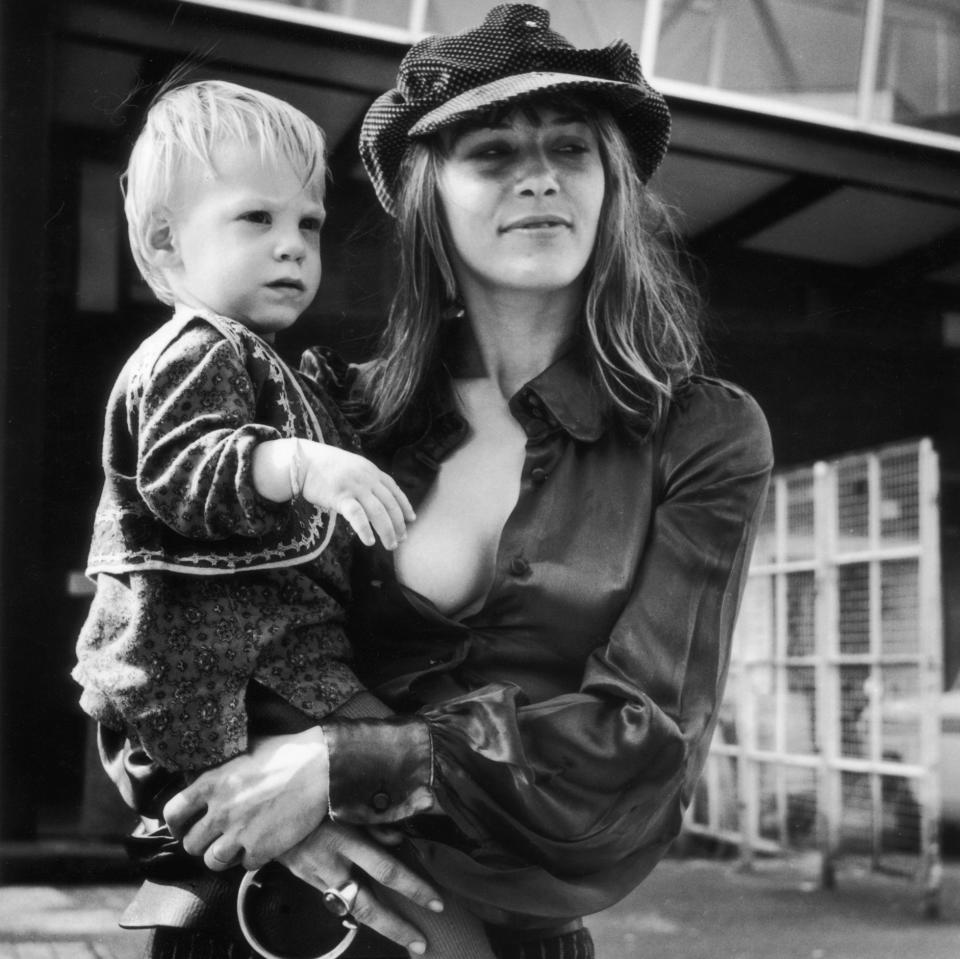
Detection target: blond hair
<box><xmin>357</xmin><ymin>97</ymin><xmax>703</xmax><ymax>438</ymax></box>
<box><xmin>123</xmin><ymin>79</ymin><xmax>327</xmax><ymax>305</ymax></box>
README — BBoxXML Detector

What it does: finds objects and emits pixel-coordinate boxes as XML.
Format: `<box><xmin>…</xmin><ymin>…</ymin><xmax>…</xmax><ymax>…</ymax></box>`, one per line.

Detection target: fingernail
<box><xmin>428</xmin><ymin>899</ymin><xmax>444</xmax><ymax>913</ymax></box>
<box><xmin>409</xmin><ymin>941</ymin><xmax>426</xmax><ymax>955</ymax></box>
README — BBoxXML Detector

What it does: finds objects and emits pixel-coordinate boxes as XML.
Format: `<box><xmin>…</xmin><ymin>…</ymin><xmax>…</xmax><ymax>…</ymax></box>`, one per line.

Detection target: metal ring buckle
<box><xmin>237</xmin><ymin>868</ymin><xmax>359</xmax><ymax>959</ymax></box>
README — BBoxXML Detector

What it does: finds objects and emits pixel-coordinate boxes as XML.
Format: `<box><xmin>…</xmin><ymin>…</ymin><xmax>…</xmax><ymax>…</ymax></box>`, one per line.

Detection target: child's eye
<box><xmin>300</xmin><ymin>216</ymin><xmax>323</xmax><ymax>232</ymax></box>
<box><xmin>240</xmin><ymin>211</ymin><xmax>271</xmax><ymax>225</ymax></box>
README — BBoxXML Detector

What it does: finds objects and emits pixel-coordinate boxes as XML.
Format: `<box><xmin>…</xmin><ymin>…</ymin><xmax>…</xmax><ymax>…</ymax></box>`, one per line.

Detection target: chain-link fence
<box><xmin>686</xmin><ymin>438</ymin><xmax>943</xmax><ymax>912</ymax></box>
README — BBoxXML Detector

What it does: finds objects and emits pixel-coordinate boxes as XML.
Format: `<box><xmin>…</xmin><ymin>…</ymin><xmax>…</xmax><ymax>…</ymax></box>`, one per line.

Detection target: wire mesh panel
<box><xmin>686</xmin><ymin>439</ymin><xmax>942</xmax><ymax>903</ymax></box>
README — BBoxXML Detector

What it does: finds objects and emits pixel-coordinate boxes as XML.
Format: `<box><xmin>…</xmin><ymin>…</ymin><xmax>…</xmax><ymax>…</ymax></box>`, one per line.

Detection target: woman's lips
<box><xmin>500</xmin><ymin>215</ymin><xmax>572</xmax><ymax>233</ymax></box>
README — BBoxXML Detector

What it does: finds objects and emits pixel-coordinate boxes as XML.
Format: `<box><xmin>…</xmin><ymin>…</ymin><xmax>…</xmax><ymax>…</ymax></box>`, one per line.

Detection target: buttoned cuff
<box><xmin>322</xmin><ymin>715</ymin><xmax>435</xmax><ymax>824</ymax></box>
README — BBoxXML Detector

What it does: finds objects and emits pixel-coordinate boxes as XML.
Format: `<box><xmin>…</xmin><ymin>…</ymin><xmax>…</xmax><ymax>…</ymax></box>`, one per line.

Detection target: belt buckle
<box><xmin>237</xmin><ymin>865</ymin><xmax>359</xmax><ymax>959</ymax></box>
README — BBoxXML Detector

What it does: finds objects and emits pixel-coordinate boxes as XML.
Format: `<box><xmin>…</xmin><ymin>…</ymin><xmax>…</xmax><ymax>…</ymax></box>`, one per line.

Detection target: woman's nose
<box><xmin>515</xmin><ymin>148</ymin><xmax>559</xmax><ymax>197</ymax></box>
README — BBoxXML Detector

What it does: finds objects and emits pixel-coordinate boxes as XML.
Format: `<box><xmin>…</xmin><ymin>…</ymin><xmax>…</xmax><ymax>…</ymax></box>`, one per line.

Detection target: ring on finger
<box><xmin>322</xmin><ymin>880</ymin><xmax>360</xmax><ymax>918</ymax></box>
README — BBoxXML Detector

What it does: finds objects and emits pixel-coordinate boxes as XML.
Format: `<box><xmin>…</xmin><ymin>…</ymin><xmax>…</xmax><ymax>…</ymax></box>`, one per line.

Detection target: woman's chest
<box><xmin>354</xmin><ymin>429</ymin><xmax>660</xmax><ymax>702</ymax></box>
<box><xmin>393</xmin><ymin>393</ymin><xmax>528</xmax><ymax>617</ymax></box>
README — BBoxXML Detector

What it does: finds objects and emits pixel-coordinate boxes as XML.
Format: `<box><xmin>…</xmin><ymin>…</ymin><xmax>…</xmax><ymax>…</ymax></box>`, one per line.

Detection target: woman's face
<box><xmin>436</xmin><ymin>104</ymin><xmax>605</xmax><ymax>302</ymax></box>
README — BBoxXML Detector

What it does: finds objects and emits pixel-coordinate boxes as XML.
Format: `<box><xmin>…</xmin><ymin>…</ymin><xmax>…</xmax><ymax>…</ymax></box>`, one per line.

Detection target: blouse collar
<box><xmin>439</xmin><ymin>322</ymin><xmax>607</xmax><ymax>443</ymax></box>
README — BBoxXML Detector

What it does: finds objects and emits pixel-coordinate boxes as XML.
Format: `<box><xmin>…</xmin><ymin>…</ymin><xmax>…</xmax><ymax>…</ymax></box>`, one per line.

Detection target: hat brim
<box><xmin>408</xmin><ymin>71</ymin><xmax>651</xmax><ymax>138</ymax></box>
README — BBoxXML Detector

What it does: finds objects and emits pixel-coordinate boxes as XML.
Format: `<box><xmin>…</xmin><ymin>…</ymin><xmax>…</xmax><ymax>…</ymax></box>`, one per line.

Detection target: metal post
<box><xmin>867</xmin><ymin>452</ymin><xmax>883</xmax><ymax>867</ymax></box>
<box><xmin>917</xmin><ymin>438</ymin><xmax>943</xmax><ymax>918</ymax></box>
<box><xmin>857</xmin><ymin>0</ymin><xmax>885</xmax><ymax>124</ymax></box>
<box><xmin>641</xmin><ymin>0</ymin><xmax>664</xmax><ymax>78</ymax></box>
<box><xmin>408</xmin><ymin>0</ymin><xmax>428</xmax><ymax>36</ymax></box>
<box><xmin>815</xmin><ymin>460</ymin><xmax>840</xmax><ymax>888</ymax></box>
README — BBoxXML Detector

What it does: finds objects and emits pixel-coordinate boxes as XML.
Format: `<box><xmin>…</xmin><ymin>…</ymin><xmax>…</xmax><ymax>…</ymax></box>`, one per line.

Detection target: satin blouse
<box><xmin>319</xmin><ymin>346</ymin><xmax>774</xmax><ymax>927</ymax></box>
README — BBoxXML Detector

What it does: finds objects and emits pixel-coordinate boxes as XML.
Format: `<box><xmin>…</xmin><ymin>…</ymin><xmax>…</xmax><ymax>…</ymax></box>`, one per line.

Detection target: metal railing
<box><xmin>686</xmin><ymin>438</ymin><xmax>943</xmax><ymax>913</ymax></box>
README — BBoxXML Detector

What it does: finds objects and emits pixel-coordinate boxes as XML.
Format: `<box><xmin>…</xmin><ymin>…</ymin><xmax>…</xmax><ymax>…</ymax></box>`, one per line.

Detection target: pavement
<box><xmin>2</xmin><ymin>852</ymin><xmax>960</xmax><ymax>959</ymax></box>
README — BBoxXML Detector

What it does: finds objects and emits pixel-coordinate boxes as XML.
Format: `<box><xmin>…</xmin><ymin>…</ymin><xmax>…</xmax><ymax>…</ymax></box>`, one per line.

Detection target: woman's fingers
<box><xmin>161</xmin><ymin>730</ymin><xmax>330</xmax><ymax>868</ymax></box>
<box><xmin>348</xmin><ymin>886</ymin><xmax>427</xmax><ymax>956</ymax></box>
<box><xmin>203</xmin><ymin>840</ymin><xmax>244</xmax><ymax>872</ymax></box>
<box><xmin>279</xmin><ymin>870</ymin><xmax>427</xmax><ymax>956</ymax></box>
<box><xmin>162</xmin><ymin>783</ymin><xmax>207</xmax><ymax>840</ymax></box>
<box><xmin>280</xmin><ymin>849</ymin><xmax>427</xmax><ymax>953</ymax></box>
<box><xmin>278</xmin><ymin>821</ymin><xmax>443</xmax><ymax>952</ymax></box>
<box><xmin>332</xmin><ymin>825</ymin><xmax>443</xmax><ymax>914</ymax></box>
<box><xmin>180</xmin><ymin>817</ymin><xmax>226</xmax><ymax>860</ymax></box>
<box><xmin>162</xmin><ymin>775</ymin><xmax>231</xmax><ymax>857</ymax></box>
<box><xmin>366</xmin><ymin>824</ymin><xmax>406</xmax><ymax>846</ymax></box>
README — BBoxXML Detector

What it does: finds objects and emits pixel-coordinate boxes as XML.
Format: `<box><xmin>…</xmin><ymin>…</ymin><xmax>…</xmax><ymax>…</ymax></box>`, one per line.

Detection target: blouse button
<box><xmin>509</xmin><ymin>556</ymin><xmax>531</xmax><ymax>577</ymax></box>
<box><xmin>531</xmin><ymin>467</ymin><xmax>548</xmax><ymax>485</ymax></box>
<box><xmin>370</xmin><ymin>791</ymin><xmax>391</xmax><ymax>812</ymax></box>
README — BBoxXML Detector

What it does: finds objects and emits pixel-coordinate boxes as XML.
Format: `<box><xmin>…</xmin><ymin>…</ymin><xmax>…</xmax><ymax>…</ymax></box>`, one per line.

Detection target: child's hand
<box><xmin>299</xmin><ymin>444</ymin><xmax>415</xmax><ymax>550</ymax></box>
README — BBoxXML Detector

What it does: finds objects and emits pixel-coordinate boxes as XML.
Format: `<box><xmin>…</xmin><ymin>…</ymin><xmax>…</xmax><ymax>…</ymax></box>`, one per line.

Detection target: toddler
<box><xmin>73</xmin><ymin>79</ymin><xmax>412</xmax><ymax>772</ymax></box>
<box><xmin>72</xmin><ymin>80</ymin><xmax>492</xmax><ymax>959</ymax></box>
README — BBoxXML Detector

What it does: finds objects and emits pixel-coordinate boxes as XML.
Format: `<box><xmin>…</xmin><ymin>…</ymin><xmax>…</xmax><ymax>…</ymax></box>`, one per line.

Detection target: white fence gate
<box><xmin>686</xmin><ymin>438</ymin><xmax>943</xmax><ymax>910</ymax></box>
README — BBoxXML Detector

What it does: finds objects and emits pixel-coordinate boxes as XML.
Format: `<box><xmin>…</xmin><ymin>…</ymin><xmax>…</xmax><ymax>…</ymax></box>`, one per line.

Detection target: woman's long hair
<box><xmin>356</xmin><ymin>97</ymin><xmax>704</xmax><ymax>440</ymax></box>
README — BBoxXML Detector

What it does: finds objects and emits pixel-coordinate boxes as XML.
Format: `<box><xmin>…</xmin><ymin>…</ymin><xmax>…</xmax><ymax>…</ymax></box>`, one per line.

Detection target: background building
<box><xmin>1</xmin><ymin>0</ymin><xmax>959</xmax><ymax>873</ymax></box>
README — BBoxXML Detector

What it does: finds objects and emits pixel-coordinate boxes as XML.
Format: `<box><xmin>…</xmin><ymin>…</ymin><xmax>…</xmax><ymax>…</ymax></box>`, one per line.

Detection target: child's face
<box><xmin>162</xmin><ymin>140</ymin><xmax>324</xmax><ymax>339</ymax></box>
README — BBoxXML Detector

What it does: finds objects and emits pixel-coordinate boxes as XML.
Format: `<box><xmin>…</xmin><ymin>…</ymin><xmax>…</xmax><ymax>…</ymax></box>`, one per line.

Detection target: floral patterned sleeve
<box><xmin>133</xmin><ymin>323</ymin><xmax>286</xmax><ymax>540</ymax></box>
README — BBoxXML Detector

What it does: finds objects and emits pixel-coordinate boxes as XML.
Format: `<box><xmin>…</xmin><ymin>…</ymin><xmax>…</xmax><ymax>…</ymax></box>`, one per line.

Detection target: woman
<box><xmin>149</xmin><ymin>4</ymin><xmax>773</xmax><ymax>957</ymax></box>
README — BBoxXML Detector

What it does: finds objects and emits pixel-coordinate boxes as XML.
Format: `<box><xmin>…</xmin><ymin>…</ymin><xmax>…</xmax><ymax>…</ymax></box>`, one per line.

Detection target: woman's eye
<box><xmin>467</xmin><ymin>141</ymin><xmax>512</xmax><ymax>159</ymax></box>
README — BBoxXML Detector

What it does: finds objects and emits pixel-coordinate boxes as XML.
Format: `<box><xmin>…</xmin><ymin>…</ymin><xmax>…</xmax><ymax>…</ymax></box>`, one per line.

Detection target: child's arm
<box><xmin>133</xmin><ymin>323</ymin><xmax>412</xmax><ymax>549</ymax></box>
<box><xmin>134</xmin><ymin>327</ymin><xmax>295</xmax><ymax>540</ymax></box>
<box><xmin>252</xmin><ymin>438</ymin><xmax>415</xmax><ymax>550</ymax></box>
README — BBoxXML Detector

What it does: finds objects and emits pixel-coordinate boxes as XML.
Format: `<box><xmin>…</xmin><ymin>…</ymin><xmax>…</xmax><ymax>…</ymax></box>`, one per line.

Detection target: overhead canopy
<box><xmin>56</xmin><ymin>0</ymin><xmax>960</xmax><ymax>294</ymax></box>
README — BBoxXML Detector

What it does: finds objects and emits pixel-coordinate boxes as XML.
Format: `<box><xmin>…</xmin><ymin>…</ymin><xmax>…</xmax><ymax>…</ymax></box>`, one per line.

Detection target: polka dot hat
<box><xmin>360</xmin><ymin>2</ymin><xmax>671</xmax><ymax>217</ymax></box>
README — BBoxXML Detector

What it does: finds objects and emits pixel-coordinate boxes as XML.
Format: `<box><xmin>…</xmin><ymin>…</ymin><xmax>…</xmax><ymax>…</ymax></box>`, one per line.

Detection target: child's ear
<box><xmin>145</xmin><ymin>215</ymin><xmax>180</xmax><ymax>269</ymax></box>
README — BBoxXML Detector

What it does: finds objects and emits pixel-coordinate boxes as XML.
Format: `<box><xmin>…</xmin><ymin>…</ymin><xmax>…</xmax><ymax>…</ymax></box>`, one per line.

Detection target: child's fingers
<box><xmin>357</xmin><ymin>491</ymin><xmax>402</xmax><ymax>551</ymax></box>
<box><xmin>338</xmin><ymin>498</ymin><xmax>375</xmax><ymax>547</ymax></box>
<box><xmin>381</xmin><ymin>474</ymin><xmax>416</xmax><ymax>523</ymax></box>
<box><xmin>373</xmin><ymin>483</ymin><xmax>410</xmax><ymax>545</ymax></box>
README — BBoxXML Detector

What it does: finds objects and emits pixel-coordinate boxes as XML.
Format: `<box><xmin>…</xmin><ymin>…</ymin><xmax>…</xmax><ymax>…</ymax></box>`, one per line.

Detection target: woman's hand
<box><xmin>279</xmin><ymin>821</ymin><xmax>443</xmax><ymax>956</ymax></box>
<box><xmin>162</xmin><ymin>728</ymin><xmax>329</xmax><ymax>871</ymax></box>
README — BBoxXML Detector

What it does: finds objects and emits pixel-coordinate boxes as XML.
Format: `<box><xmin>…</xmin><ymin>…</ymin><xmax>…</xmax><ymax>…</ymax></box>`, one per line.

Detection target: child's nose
<box><xmin>276</xmin><ymin>228</ymin><xmax>305</xmax><ymax>261</ymax></box>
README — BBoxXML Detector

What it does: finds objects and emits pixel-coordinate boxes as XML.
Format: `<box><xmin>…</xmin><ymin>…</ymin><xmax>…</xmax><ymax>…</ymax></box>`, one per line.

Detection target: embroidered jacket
<box><xmin>86</xmin><ymin>307</ymin><xmax>340</xmax><ymax>574</ymax></box>
<box><xmin>73</xmin><ymin>308</ymin><xmax>363</xmax><ymax>770</ymax></box>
